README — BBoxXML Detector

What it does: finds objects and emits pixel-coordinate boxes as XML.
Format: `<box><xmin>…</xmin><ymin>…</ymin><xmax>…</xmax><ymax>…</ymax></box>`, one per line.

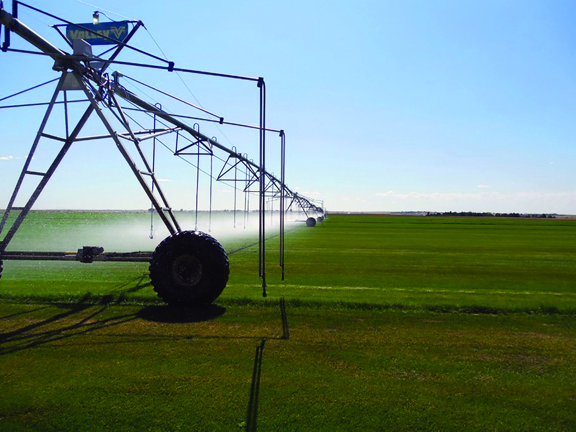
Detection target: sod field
<box><xmin>1</xmin><ymin>212</ymin><xmax>575</xmax><ymax>431</ymax></box>
<box><xmin>1</xmin><ymin>211</ymin><xmax>575</xmax><ymax>313</ymax></box>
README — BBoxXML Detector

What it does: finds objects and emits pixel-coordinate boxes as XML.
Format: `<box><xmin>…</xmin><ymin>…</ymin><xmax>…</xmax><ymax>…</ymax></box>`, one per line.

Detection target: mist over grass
<box><xmin>1</xmin><ymin>210</ymin><xmax>300</xmax><ymax>253</ymax></box>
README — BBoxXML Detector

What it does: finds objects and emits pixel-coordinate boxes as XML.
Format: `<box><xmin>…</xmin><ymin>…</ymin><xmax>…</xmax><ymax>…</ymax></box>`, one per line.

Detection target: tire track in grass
<box><xmin>230</xmin><ymin>283</ymin><xmax>576</xmax><ymax>297</ymax></box>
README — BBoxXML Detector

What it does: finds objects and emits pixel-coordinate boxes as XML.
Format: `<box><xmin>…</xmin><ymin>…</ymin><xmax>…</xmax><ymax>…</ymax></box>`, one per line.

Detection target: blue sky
<box><xmin>1</xmin><ymin>0</ymin><xmax>575</xmax><ymax>213</ymax></box>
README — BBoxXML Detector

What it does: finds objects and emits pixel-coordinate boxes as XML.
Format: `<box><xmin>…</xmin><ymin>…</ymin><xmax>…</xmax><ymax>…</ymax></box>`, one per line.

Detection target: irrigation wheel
<box><xmin>149</xmin><ymin>230</ymin><xmax>229</xmax><ymax>306</ymax></box>
<box><xmin>306</xmin><ymin>217</ymin><xmax>317</xmax><ymax>227</ymax></box>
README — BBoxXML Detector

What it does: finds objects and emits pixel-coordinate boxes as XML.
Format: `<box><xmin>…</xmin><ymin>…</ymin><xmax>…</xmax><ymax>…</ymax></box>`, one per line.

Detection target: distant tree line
<box><xmin>426</xmin><ymin>211</ymin><xmax>556</xmax><ymax>218</ymax></box>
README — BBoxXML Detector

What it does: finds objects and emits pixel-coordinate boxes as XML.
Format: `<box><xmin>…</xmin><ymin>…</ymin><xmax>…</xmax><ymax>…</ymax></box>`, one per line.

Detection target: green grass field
<box><xmin>2</xmin><ymin>212</ymin><xmax>575</xmax><ymax>313</ymax></box>
<box><xmin>1</xmin><ymin>212</ymin><xmax>575</xmax><ymax>431</ymax></box>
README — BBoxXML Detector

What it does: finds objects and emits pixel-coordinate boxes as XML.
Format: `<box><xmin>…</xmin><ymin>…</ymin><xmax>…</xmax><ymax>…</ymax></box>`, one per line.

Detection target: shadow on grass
<box><xmin>0</xmin><ymin>303</ymin><xmax>280</xmax><ymax>358</ymax></box>
<box><xmin>0</xmin><ymin>305</ymin><xmax>50</xmax><ymax>320</ymax></box>
<box><xmin>111</xmin><ymin>273</ymin><xmax>152</xmax><ymax>294</ymax></box>
<box><xmin>0</xmin><ymin>304</ymin><xmax>137</xmax><ymax>356</ymax></box>
<box><xmin>137</xmin><ymin>304</ymin><xmax>226</xmax><ymax>323</ymax></box>
<box><xmin>245</xmin><ymin>339</ymin><xmax>266</xmax><ymax>432</ymax></box>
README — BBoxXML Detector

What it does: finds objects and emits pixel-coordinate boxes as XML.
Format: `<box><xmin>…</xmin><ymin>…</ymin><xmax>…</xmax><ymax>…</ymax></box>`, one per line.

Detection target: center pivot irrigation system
<box><xmin>0</xmin><ymin>1</ymin><xmax>325</xmax><ymax>305</ymax></box>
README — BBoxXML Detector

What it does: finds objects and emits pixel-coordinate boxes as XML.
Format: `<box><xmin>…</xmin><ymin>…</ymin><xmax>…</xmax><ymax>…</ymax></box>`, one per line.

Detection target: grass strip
<box><xmin>1</xmin><ymin>293</ymin><xmax>574</xmax><ymax>316</ymax></box>
<box><xmin>1</xmin><ymin>303</ymin><xmax>575</xmax><ymax>431</ymax></box>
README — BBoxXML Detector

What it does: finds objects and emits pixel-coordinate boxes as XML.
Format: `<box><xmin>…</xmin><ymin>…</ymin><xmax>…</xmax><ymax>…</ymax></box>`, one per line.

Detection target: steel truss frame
<box><xmin>0</xmin><ymin>1</ymin><xmax>324</xmax><ymax>295</ymax></box>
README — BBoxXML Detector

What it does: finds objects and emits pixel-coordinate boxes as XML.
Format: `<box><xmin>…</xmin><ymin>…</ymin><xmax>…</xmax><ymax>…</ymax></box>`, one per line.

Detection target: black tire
<box><xmin>149</xmin><ymin>230</ymin><xmax>229</xmax><ymax>306</ymax></box>
<box><xmin>0</xmin><ymin>258</ymin><xmax>3</xmax><ymax>280</ymax></box>
<box><xmin>306</xmin><ymin>217</ymin><xmax>316</xmax><ymax>227</ymax></box>
<box><xmin>317</xmin><ymin>216</ymin><xmax>324</xmax><ymax>223</ymax></box>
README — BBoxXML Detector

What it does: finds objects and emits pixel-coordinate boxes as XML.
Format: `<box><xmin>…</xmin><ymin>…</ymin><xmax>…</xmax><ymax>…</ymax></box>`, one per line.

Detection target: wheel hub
<box><xmin>171</xmin><ymin>254</ymin><xmax>203</xmax><ymax>288</ymax></box>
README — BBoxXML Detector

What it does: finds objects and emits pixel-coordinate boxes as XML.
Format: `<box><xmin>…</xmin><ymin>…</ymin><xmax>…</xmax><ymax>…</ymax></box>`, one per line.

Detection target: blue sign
<box><xmin>66</xmin><ymin>21</ymin><xmax>130</xmax><ymax>46</ymax></box>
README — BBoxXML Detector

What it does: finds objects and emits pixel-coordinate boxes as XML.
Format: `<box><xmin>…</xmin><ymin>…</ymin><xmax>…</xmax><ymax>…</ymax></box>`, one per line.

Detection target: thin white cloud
<box><xmin>375</xmin><ymin>190</ymin><xmax>576</xmax><ymax>202</ymax></box>
<box><xmin>477</xmin><ymin>184</ymin><xmax>489</xmax><ymax>189</ymax></box>
<box><xmin>0</xmin><ymin>155</ymin><xmax>14</xmax><ymax>161</ymax></box>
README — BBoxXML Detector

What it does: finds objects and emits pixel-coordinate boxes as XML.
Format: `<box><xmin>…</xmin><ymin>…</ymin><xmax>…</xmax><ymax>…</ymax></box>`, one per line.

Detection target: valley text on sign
<box><xmin>66</xmin><ymin>21</ymin><xmax>129</xmax><ymax>45</ymax></box>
